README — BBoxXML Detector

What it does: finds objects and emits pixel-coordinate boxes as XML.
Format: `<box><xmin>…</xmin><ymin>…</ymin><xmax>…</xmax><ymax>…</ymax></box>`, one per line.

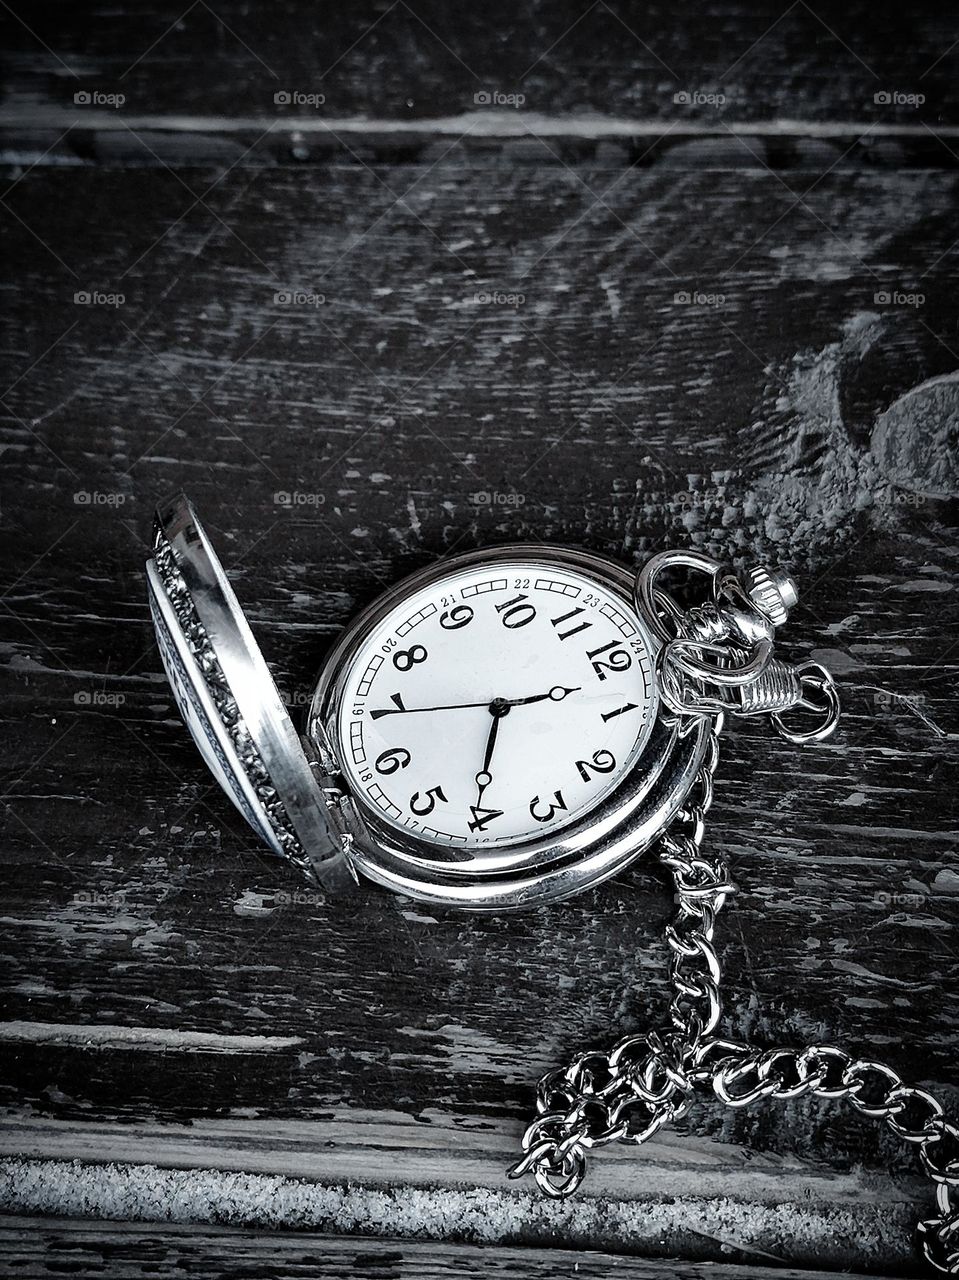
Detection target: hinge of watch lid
<box><xmin>300</xmin><ymin>728</ymin><xmax>374</xmax><ymax>867</ymax></box>
<box><xmin>634</xmin><ymin>551</ymin><xmax>840</xmax><ymax>745</ymax></box>
<box><xmin>290</xmin><ymin>730</ymin><xmax>358</xmax><ymax>887</ymax></box>
<box><xmin>302</xmin><ymin>722</ymin><xmax>340</xmax><ymax>783</ymax></box>
<box><xmin>301</xmin><ymin>730</ymin><xmax>350</xmax><ymax>815</ymax></box>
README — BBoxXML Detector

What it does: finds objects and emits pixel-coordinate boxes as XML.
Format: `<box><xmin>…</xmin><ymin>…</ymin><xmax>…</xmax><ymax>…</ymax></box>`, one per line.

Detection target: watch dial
<box><xmin>334</xmin><ymin>558</ymin><xmax>657</xmax><ymax>849</ymax></box>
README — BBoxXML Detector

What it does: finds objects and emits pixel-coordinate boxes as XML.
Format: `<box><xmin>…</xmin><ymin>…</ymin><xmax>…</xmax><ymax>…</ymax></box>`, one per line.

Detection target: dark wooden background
<box><xmin>1</xmin><ymin>3</ymin><xmax>958</xmax><ymax>1277</ymax></box>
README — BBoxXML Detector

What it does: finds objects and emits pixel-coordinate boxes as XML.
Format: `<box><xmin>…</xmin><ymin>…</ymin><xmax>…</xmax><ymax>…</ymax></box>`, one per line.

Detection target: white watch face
<box><xmin>334</xmin><ymin>556</ymin><xmax>658</xmax><ymax>850</ymax></box>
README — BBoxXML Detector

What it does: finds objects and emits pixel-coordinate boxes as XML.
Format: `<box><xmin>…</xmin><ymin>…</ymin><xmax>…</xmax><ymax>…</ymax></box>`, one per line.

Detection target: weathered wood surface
<box><xmin>0</xmin><ymin>127</ymin><xmax>957</xmax><ymax>1275</ymax></box>
<box><xmin>1</xmin><ymin>0</ymin><xmax>957</xmax><ymax>127</ymax></box>
<box><xmin>0</xmin><ymin>1216</ymin><xmax>909</xmax><ymax>1280</ymax></box>
<box><xmin>0</xmin><ymin>1129</ymin><xmax>938</xmax><ymax>1271</ymax></box>
<box><xmin>5</xmin><ymin>116</ymin><xmax>959</xmax><ymax>174</ymax></box>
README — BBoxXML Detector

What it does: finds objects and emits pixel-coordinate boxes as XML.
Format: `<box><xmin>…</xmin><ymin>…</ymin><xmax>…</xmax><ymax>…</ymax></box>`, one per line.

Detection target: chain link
<box><xmin>507</xmin><ymin>725</ymin><xmax>726</xmax><ymax>1199</ymax></box>
<box><xmin>506</xmin><ymin>723</ymin><xmax>959</xmax><ymax>1273</ymax></box>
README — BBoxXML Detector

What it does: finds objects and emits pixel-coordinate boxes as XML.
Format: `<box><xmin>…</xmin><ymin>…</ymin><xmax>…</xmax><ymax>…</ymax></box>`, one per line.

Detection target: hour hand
<box><xmin>506</xmin><ymin>685</ymin><xmax>580</xmax><ymax>707</ymax></box>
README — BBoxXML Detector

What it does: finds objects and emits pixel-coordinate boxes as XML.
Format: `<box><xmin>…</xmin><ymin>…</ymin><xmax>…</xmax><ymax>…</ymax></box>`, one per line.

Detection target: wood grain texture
<box><xmin>0</xmin><ymin>1216</ymin><xmax>909</xmax><ymax>1280</ymax></box>
<box><xmin>0</xmin><ymin>1153</ymin><xmax>933</xmax><ymax>1273</ymax></box>
<box><xmin>4</xmin><ymin>116</ymin><xmax>959</xmax><ymax>175</ymax></box>
<box><xmin>1</xmin><ymin>0</ymin><xmax>957</xmax><ymax>127</ymax></box>
<box><xmin>0</xmin><ymin>141</ymin><xmax>957</xmax><ymax>1274</ymax></box>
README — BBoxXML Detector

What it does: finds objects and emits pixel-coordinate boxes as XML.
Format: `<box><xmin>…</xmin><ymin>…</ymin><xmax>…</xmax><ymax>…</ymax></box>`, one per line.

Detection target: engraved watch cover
<box><xmin>146</xmin><ymin>493</ymin><xmax>354</xmax><ymax>891</ymax></box>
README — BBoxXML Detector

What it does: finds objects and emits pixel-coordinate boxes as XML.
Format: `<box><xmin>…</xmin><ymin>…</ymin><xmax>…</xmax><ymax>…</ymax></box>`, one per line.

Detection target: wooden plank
<box><xmin>0</xmin><ymin>1108</ymin><xmax>934</xmax><ymax>1199</ymax></box>
<box><xmin>1</xmin><ymin>0</ymin><xmax>957</xmax><ymax>130</ymax></box>
<box><xmin>3</xmin><ymin>116</ymin><xmax>959</xmax><ymax>171</ymax></box>
<box><xmin>0</xmin><ymin>1158</ymin><xmax>927</xmax><ymax>1274</ymax></box>
<box><xmin>0</xmin><ymin>1216</ymin><xmax>911</xmax><ymax>1280</ymax></box>
<box><xmin>1</xmin><ymin>157</ymin><xmax>957</xmax><ymax>1271</ymax></box>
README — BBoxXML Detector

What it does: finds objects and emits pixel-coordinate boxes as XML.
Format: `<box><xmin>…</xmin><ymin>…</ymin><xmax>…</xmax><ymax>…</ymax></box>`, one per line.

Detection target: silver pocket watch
<box><xmin>146</xmin><ymin>492</ymin><xmax>958</xmax><ymax>1273</ymax></box>
<box><xmin>145</xmin><ymin>493</ymin><xmax>834</xmax><ymax>905</ymax></box>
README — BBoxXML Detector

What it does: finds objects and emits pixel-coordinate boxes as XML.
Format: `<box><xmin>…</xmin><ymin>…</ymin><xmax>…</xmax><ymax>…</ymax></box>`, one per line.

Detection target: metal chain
<box><xmin>694</xmin><ymin>1043</ymin><xmax>959</xmax><ymax>1273</ymax></box>
<box><xmin>506</xmin><ymin>723</ymin><xmax>959</xmax><ymax>1274</ymax></box>
<box><xmin>507</xmin><ymin>724</ymin><xmax>726</xmax><ymax>1197</ymax></box>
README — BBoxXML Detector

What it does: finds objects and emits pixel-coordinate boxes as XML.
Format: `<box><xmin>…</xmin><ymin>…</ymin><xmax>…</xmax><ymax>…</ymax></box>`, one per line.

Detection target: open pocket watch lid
<box><xmin>146</xmin><ymin>492</ymin><xmax>355</xmax><ymax>892</ymax></box>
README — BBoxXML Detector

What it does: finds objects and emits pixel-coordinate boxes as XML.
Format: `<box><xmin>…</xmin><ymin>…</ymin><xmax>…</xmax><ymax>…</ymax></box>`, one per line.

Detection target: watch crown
<box><xmin>743</xmin><ymin>565</ymin><xmax>798</xmax><ymax>626</ymax></box>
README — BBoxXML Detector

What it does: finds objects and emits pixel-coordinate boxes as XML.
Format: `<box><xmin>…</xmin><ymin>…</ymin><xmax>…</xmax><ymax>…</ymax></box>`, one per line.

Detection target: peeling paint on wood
<box><xmin>0</xmin><ymin>1022</ymin><xmax>303</xmax><ymax>1052</ymax></box>
<box><xmin>0</xmin><ymin>1158</ymin><xmax>930</xmax><ymax>1273</ymax></box>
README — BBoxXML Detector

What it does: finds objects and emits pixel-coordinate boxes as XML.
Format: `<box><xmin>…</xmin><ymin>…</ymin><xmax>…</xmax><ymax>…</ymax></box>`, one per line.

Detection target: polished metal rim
<box><xmin>309</xmin><ymin>543</ymin><xmax>711</xmax><ymax>909</ymax></box>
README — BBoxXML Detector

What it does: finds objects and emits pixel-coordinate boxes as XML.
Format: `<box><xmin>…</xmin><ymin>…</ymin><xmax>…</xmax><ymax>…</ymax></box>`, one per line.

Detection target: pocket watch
<box><xmin>146</xmin><ymin>493</ymin><xmax>958</xmax><ymax>1273</ymax></box>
